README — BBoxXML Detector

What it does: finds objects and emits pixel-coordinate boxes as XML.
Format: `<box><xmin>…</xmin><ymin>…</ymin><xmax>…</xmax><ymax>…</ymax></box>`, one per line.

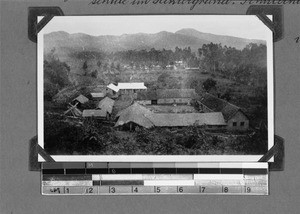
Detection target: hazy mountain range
<box><xmin>44</xmin><ymin>28</ymin><xmax>266</xmax><ymax>55</ymax></box>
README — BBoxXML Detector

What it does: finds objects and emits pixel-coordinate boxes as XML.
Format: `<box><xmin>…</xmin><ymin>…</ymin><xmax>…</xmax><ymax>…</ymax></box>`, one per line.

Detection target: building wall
<box><xmin>136</xmin><ymin>100</ymin><xmax>151</xmax><ymax>105</ymax></box>
<box><xmin>154</xmin><ymin>125</ymin><xmax>226</xmax><ymax>130</ymax></box>
<box><xmin>157</xmin><ymin>98</ymin><xmax>192</xmax><ymax>105</ymax></box>
<box><xmin>119</xmin><ymin>89</ymin><xmax>146</xmax><ymax>94</ymax></box>
<box><xmin>206</xmin><ymin>125</ymin><xmax>227</xmax><ymax>130</ymax></box>
<box><xmin>227</xmin><ymin>111</ymin><xmax>249</xmax><ymax>131</ymax></box>
<box><xmin>91</xmin><ymin>96</ymin><xmax>105</xmax><ymax>101</ymax></box>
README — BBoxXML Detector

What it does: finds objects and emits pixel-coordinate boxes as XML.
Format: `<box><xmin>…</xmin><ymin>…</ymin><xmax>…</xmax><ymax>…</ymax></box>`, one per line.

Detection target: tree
<box><xmin>116</xmin><ymin>63</ymin><xmax>121</xmax><ymax>71</ymax></box>
<box><xmin>190</xmin><ymin>80</ymin><xmax>203</xmax><ymax>95</ymax></box>
<box><xmin>103</xmin><ymin>62</ymin><xmax>109</xmax><ymax>71</ymax></box>
<box><xmin>97</xmin><ymin>60</ymin><xmax>102</xmax><ymax>68</ymax></box>
<box><xmin>44</xmin><ymin>81</ymin><xmax>59</xmax><ymax>101</ymax></box>
<box><xmin>91</xmin><ymin>70</ymin><xmax>98</xmax><ymax>78</ymax></box>
<box><xmin>82</xmin><ymin>60</ymin><xmax>88</xmax><ymax>70</ymax></box>
<box><xmin>110</xmin><ymin>62</ymin><xmax>115</xmax><ymax>70</ymax></box>
<box><xmin>202</xmin><ymin>78</ymin><xmax>217</xmax><ymax>92</ymax></box>
<box><xmin>198</xmin><ymin>43</ymin><xmax>224</xmax><ymax>73</ymax></box>
<box><xmin>157</xmin><ymin>73</ymin><xmax>170</xmax><ymax>85</ymax></box>
<box><xmin>220</xmin><ymin>88</ymin><xmax>233</xmax><ymax>101</ymax></box>
<box><xmin>44</xmin><ymin>59</ymin><xmax>71</xmax><ymax>100</ymax></box>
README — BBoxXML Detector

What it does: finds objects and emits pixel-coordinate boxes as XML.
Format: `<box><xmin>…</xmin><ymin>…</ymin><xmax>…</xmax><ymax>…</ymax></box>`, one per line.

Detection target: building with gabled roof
<box><xmin>117</xmin><ymin>82</ymin><xmax>147</xmax><ymax>95</ymax></box>
<box><xmin>107</xmin><ymin>83</ymin><xmax>119</xmax><ymax>93</ymax></box>
<box><xmin>73</xmin><ymin>94</ymin><xmax>89</xmax><ymax>104</ymax></box>
<box><xmin>82</xmin><ymin>109</ymin><xmax>108</xmax><ymax>119</ymax></box>
<box><xmin>106</xmin><ymin>82</ymin><xmax>147</xmax><ymax>95</ymax></box>
<box><xmin>115</xmin><ymin>103</ymin><xmax>154</xmax><ymax>130</ymax></box>
<box><xmin>71</xmin><ymin>94</ymin><xmax>89</xmax><ymax>108</ymax></box>
<box><xmin>156</xmin><ymin>89</ymin><xmax>196</xmax><ymax>104</ymax></box>
<box><xmin>117</xmin><ymin>82</ymin><xmax>147</xmax><ymax>90</ymax></box>
<box><xmin>136</xmin><ymin>89</ymin><xmax>197</xmax><ymax>105</ymax></box>
<box><xmin>115</xmin><ymin>103</ymin><xmax>226</xmax><ymax>130</ymax></box>
<box><xmin>148</xmin><ymin>112</ymin><xmax>226</xmax><ymax>128</ymax></box>
<box><xmin>197</xmin><ymin>93</ymin><xmax>249</xmax><ymax>131</ymax></box>
<box><xmin>97</xmin><ymin>97</ymin><xmax>115</xmax><ymax>114</ymax></box>
<box><xmin>136</xmin><ymin>90</ymin><xmax>158</xmax><ymax>105</ymax></box>
<box><xmin>91</xmin><ymin>92</ymin><xmax>105</xmax><ymax>100</ymax></box>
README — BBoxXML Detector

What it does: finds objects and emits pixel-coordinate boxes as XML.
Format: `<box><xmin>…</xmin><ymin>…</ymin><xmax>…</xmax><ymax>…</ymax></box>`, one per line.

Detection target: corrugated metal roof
<box><xmin>148</xmin><ymin>112</ymin><xmax>226</xmax><ymax>127</ymax></box>
<box><xmin>82</xmin><ymin>109</ymin><xmax>107</xmax><ymax>118</ymax></box>
<box><xmin>97</xmin><ymin>97</ymin><xmax>115</xmax><ymax>114</ymax></box>
<box><xmin>107</xmin><ymin>82</ymin><xmax>147</xmax><ymax>92</ymax></box>
<box><xmin>73</xmin><ymin>94</ymin><xmax>89</xmax><ymax>104</ymax></box>
<box><xmin>107</xmin><ymin>83</ymin><xmax>119</xmax><ymax>92</ymax></box>
<box><xmin>117</xmin><ymin>82</ymin><xmax>147</xmax><ymax>90</ymax></box>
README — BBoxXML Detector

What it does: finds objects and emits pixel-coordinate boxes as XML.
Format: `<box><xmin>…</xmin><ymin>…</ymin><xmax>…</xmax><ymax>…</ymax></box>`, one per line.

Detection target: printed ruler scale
<box><xmin>42</xmin><ymin>162</ymin><xmax>268</xmax><ymax>195</ymax></box>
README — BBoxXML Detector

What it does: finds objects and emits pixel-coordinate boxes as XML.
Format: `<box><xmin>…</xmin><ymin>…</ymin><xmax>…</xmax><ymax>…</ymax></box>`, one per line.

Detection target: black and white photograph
<box><xmin>38</xmin><ymin>15</ymin><xmax>274</xmax><ymax>161</ymax></box>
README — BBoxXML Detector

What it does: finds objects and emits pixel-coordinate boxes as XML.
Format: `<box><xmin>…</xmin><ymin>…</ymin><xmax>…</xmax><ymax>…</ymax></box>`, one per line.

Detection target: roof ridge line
<box><xmin>205</xmin><ymin>92</ymin><xmax>240</xmax><ymax>109</ymax></box>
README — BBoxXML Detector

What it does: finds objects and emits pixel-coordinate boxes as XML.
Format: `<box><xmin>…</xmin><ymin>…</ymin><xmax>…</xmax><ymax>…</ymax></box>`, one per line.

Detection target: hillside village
<box><xmin>45</xmin><ymin>60</ymin><xmax>268</xmax><ymax>155</ymax></box>
<box><xmin>45</xmin><ymin>74</ymin><xmax>268</xmax><ymax>155</ymax></box>
<box><xmin>43</xmin><ymin>29</ymin><xmax>268</xmax><ymax>155</ymax></box>
<box><xmin>65</xmin><ymin>82</ymin><xmax>249</xmax><ymax>133</ymax></box>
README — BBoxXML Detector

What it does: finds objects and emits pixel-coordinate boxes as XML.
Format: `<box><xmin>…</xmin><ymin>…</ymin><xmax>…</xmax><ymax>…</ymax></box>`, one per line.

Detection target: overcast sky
<box><xmin>40</xmin><ymin>15</ymin><xmax>271</xmax><ymax>40</ymax></box>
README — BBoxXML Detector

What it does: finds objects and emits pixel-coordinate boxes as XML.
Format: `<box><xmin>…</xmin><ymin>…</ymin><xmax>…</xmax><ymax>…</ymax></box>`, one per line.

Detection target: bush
<box><xmin>203</xmin><ymin>78</ymin><xmax>217</xmax><ymax>92</ymax></box>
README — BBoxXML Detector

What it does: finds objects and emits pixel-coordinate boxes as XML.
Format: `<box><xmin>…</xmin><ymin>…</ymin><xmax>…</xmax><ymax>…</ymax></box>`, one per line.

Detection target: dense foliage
<box><xmin>44</xmin><ymin>58</ymin><xmax>71</xmax><ymax>101</ymax></box>
<box><xmin>113</xmin><ymin>47</ymin><xmax>199</xmax><ymax>68</ymax></box>
<box><xmin>64</xmin><ymin>43</ymin><xmax>267</xmax><ymax>87</ymax></box>
<box><xmin>44</xmin><ymin>114</ymin><xmax>268</xmax><ymax>155</ymax></box>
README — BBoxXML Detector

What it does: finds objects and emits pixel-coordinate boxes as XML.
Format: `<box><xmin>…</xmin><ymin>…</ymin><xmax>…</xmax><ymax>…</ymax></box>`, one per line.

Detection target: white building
<box><xmin>106</xmin><ymin>82</ymin><xmax>147</xmax><ymax>95</ymax></box>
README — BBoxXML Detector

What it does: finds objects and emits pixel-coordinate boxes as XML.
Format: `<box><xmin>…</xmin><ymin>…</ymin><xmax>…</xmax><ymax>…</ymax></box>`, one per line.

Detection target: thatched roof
<box><xmin>82</xmin><ymin>109</ymin><xmax>107</xmax><ymax>118</ymax></box>
<box><xmin>148</xmin><ymin>112</ymin><xmax>226</xmax><ymax>127</ymax></box>
<box><xmin>115</xmin><ymin>103</ymin><xmax>154</xmax><ymax>128</ymax></box>
<box><xmin>115</xmin><ymin>103</ymin><xmax>226</xmax><ymax>128</ymax></box>
<box><xmin>97</xmin><ymin>97</ymin><xmax>115</xmax><ymax>114</ymax></box>
<box><xmin>198</xmin><ymin>93</ymin><xmax>242</xmax><ymax>121</ymax></box>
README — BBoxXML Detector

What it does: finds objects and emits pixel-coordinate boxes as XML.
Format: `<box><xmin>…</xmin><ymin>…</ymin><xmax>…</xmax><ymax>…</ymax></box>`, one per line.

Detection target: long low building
<box><xmin>97</xmin><ymin>97</ymin><xmax>115</xmax><ymax>114</ymax></box>
<box><xmin>82</xmin><ymin>97</ymin><xmax>115</xmax><ymax>120</ymax></box>
<box><xmin>115</xmin><ymin>103</ymin><xmax>226</xmax><ymax>130</ymax></box>
<box><xmin>91</xmin><ymin>92</ymin><xmax>105</xmax><ymax>100</ymax></box>
<box><xmin>148</xmin><ymin>112</ymin><xmax>226</xmax><ymax>128</ymax></box>
<box><xmin>197</xmin><ymin>93</ymin><xmax>249</xmax><ymax>131</ymax></box>
<box><xmin>107</xmin><ymin>82</ymin><xmax>147</xmax><ymax>94</ymax></box>
<box><xmin>136</xmin><ymin>89</ymin><xmax>197</xmax><ymax>105</ymax></box>
<box><xmin>82</xmin><ymin>109</ymin><xmax>109</xmax><ymax>120</ymax></box>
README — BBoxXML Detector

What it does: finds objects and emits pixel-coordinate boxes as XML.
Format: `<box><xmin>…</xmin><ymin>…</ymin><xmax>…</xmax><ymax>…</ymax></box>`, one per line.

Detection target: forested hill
<box><xmin>175</xmin><ymin>28</ymin><xmax>265</xmax><ymax>50</ymax></box>
<box><xmin>44</xmin><ymin>29</ymin><xmax>266</xmax><ymax>56</ymax></box>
